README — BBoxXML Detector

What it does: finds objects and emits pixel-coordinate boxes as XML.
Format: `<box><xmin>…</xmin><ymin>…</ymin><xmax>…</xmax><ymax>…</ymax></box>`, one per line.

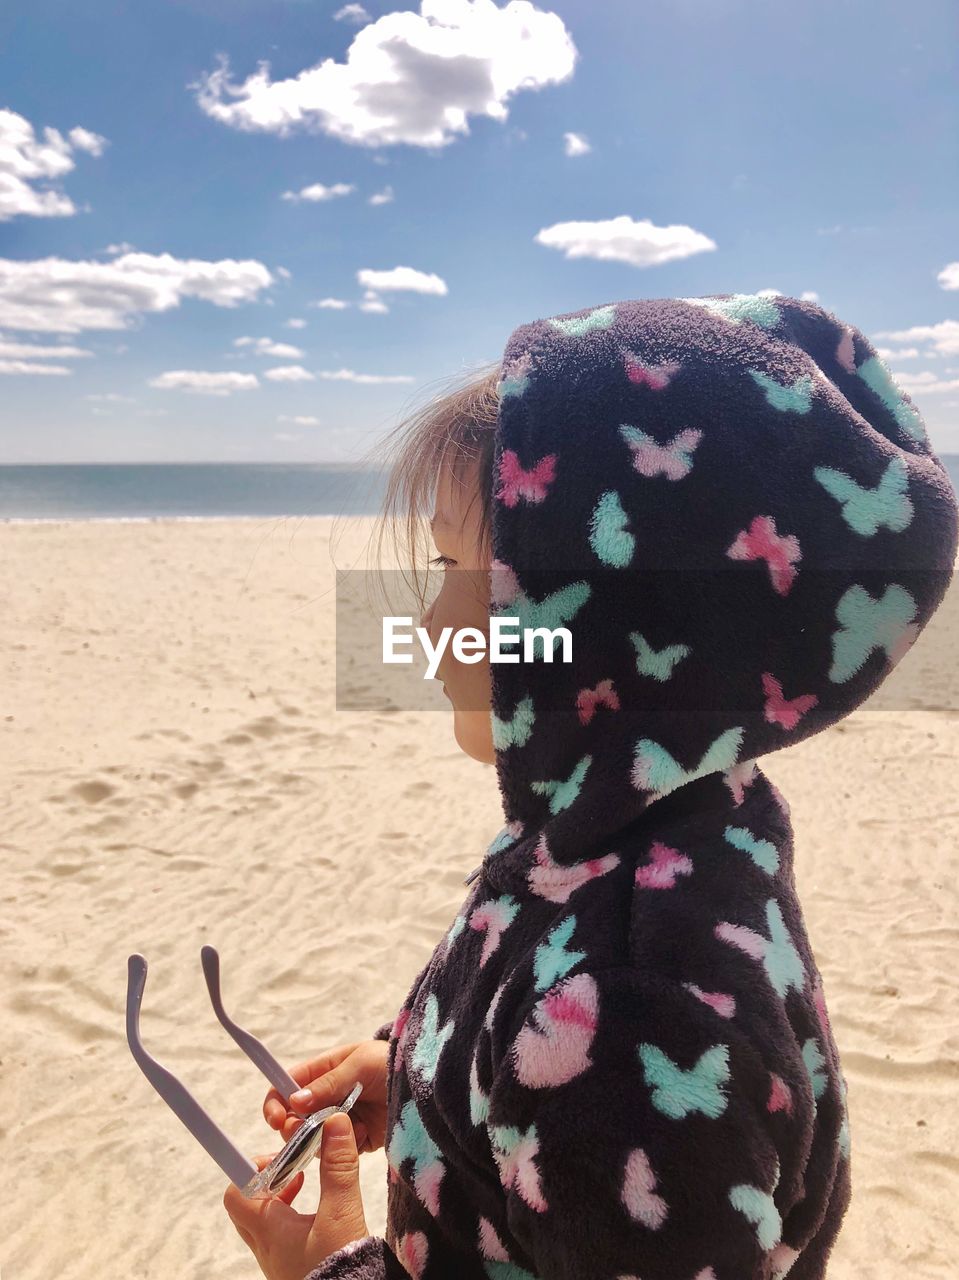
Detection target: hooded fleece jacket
<box><xmin>304</xmin><ymin>293</ymin><xmax>958</xmax><ymax>1280</ymax></box>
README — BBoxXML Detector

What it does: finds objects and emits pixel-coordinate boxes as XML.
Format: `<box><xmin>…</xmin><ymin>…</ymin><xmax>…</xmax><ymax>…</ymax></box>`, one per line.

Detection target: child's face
<box><xmin>420</xmin><ymin>453</ymin><xmax>495</xmax><ymax>765</ymax></box>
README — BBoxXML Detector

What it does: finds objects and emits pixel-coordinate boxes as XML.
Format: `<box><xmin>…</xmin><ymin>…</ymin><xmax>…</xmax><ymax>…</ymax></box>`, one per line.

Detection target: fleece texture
<box><xmin>306</xmin><ymin>292</ymin><xmax>957</xmax><ymax>1280</ymax></box>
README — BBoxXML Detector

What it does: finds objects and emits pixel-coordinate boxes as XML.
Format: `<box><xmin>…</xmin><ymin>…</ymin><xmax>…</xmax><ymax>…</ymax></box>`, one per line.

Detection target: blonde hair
<box><xmin>361</xmin><ymin>360</ymin><xmax>500</xmax><ymax>613</ymax></box>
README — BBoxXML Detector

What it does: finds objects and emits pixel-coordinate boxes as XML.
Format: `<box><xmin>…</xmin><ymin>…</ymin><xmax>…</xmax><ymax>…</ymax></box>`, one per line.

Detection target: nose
<box><xmin>419</xmin><ymin>596</ymin><xmax>435</xmax><ymax>634</ymax></box>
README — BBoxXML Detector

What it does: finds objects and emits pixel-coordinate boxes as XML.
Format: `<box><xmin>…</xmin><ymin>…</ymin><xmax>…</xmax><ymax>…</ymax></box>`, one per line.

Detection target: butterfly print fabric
<box><xmin>306</xmin><ymin>294</ymin><xmax>957</xmax><ymax>1280</ymax></box>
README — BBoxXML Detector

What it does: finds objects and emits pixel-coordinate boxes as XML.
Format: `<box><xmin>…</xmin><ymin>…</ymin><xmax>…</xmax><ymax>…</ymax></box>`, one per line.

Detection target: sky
<box><xmin>0</xmin><ymin>0</ymin><xmax>956</xmax><ymax>463</ymax></box>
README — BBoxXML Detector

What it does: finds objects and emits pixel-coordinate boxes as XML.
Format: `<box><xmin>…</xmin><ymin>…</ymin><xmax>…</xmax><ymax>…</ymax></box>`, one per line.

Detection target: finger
<box><xmin>285</xmin><ymin>1042</ymin><xmax>361</xmax><ymax>1088</ymax></box>
<box><xmin>230</xmin><ymin>1220</ymin><xmax>256</xmax><ymax>1251</ymax></box>
<box><xmin>263</xmin><ymin>1089</ymin><xmax>288</xmax><ymax>1129</ymax></box>
<box><xmin>275</xmin><ymin>1170</ymin><xmax>304</xmax><ymax>1207</ymax></box>
<box><xmin>224</xmin><ymin>1155</ymin><xmax>298</xmax><ymax>1230</ymax></box>
<box><xmin>281</xmin><ymin>1115</ymin><xmax>305</xmax><ymax>1144</ymax></box>
<box><xmin>288</xmin><ymin>1066</ymin><xmax>359</xmax><ymax>1114</ymax></box>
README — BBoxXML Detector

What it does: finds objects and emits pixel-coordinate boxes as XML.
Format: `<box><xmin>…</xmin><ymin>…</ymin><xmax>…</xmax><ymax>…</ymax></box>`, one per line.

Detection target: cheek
<box><xmin>450</xmin><ymin>698</ymin><xmax>496</xmax><ymax>764</ymax></box>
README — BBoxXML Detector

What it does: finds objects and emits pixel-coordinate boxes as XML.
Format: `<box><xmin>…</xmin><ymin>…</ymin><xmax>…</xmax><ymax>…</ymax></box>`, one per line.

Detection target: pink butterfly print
<box><xmin>726</xmin><ymin>515</ymin><xmax>801</xmax><ymax>596</ymax></box>
<box><xmin>396</xmin><ymin>1231</ymin><xmax>429</xmax><ymax>1280</ymax></box>
<box><xmin>811</xmin><ymin>972</ymin><xmax>835</xmax><ymax>1042</ymax></box>
<box><xmin>888</xmin><ymin>621</ymin><xmax>920</xmax><ymax>667</ymax></box>
<box><xmin>622</xmin><ymin>426</ymin><xmax>703</xmax><ymax>480</ymax></box>
<box><xmin>762</xmin><ymin>672</ymin><xmax>819</xmax><ymax>729</ymax></box>
<box><xmin>576</xmin><ymin>678</ymin><xmax>620</xmax><ymax>725</ymax></box>
<box><xmin>493</xmin><ymin>1126</ymin><xmax>548</xmax><ymax>1212</ymax></box>
<box><xmin>622</xmin><ymin>351</ymin><xmax>682</xmax><ymax>390</ymax></box>
<box><xmin>634</xmin><ymin>841</ymin><xmax>694</xmax><ymax>890</ymax></box>
<box><xmin>767</xmin><ymin>1072</ymin><xmax>794</xmax><ymax>1116</ymax></box>
<box><xmin>490</xmin><ymin>559</ymin><xmax>520</xmax><ymax>607</ymax></box>
<box><xmin>835</xmin><ymin>326</ymin><xmax>856</xmax><ymax>374</ymax></box>
<box><xmin>469</xmin><ymin>898</ymin><xmax>517</xmax><ymax>967</ymax></box>
<box><xmin>770</xmin><ymin>1244</ymin><xmax>802</xmax><ymax>1279</ymax></box>
<box><xmin>413</xmin><ymin>1159</ymin><xmax>445</xmax><ymax>1218</ymax></box>
<box><xmin>723</xmin><ymin>759</ymin><xmax>757</xmax><ymax>805</ymax></box>
<box><xmin>393</xmin><ymin>1005</ymin><xmax>411</xmax><ymax>1073</ymax></box>
<box><xmin>478</xmin><ymin>1218</ymin><xmax>511</xmax><ymax>1263</ymax></box>
<box><xmin>512</xmin><ymin>972</ymin><xmax>599</xmax><ymax>1088</ymax></box>
<box><xmin>528</xmin><ymin>832</ymin><xmax>620</xmax><ymax>904</ymax></box>
<box><xmin>621</xmin><ymin>1147</ymin><xmax>669</xmax><ymax>1229</ymax></box>
<box><xmin>684</xmin><ymin>982</ymin><xmax>737</xmax><ymax>1018</ymax></box>
<box><xmin>495</xmin><ymin>449</ymin><xmax>557</xmax><ymax>508</ymax></box>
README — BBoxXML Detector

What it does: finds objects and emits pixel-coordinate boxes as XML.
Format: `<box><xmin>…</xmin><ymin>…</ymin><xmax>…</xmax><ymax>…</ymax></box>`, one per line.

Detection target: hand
<box><xmin>263</xmin><ymin>1039</ymin><xmax>390</xmax><ymax>1155</ymax></box>
<box><xmin>223</xmin><ymin>1111</ymin><xmax>370</xmax><ymax>1280</ymax></box>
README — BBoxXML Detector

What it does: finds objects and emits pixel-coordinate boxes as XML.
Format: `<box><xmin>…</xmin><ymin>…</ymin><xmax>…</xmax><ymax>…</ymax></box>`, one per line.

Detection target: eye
<box><xmin>429</xmin><ymin>554</ymin><xmax>456</xmax><ymax>568</ymax></box>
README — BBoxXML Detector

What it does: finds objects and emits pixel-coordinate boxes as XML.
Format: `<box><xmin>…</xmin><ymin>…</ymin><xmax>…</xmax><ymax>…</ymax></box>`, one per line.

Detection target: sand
<box><xmin>0</xmin><ymin>516</ymin><xmax>956</xmax><ymax>1280</ymax></box>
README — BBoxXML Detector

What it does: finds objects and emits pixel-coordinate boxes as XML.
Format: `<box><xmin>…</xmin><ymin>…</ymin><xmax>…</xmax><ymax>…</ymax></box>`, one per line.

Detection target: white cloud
<box><xmin>891</xmin><ymin>371</ymin><xmax>959</xmax><ymax>396</ymax></box>
<box><xmin>0</xmin><ymin>108</ymin><xmax>108</xmax><ymax>222</ymax></box>
<box><xmin>274</xmin><ymin>432</ymin><xmax>302</xmax><ymax>442</ymax></box>
<box><xmin>0</xmin><ymin>251</ymin><xmax>275</xmax><ymax>334</ymax></box>
<box><xmin>264</xmin><ymin>365</ymin><xmax>316</xmax><ymax>382</ymax></box>
<box><xmin>281</xmin><ymin>182</ymin><xmax>356</xmax><ymax>202</ymax></box>
<box><xmin>534</xmin><ymin>215</ymin><xmax>717</xmax><ymax>269</ymax></box>
<box><xmin>0</xmin><ymin>337</ymin><xmax>93</xmax><ymax>359</ymax></box>
<box><xmin>369</xmin><ymin>185</ymin><xmax>394</xmax><ymax>205</ymax></box>
<box><xmin>85</xmin><ymin>393</ymin><xmax>136</xmax><ymax>402</ymax></box>
<box><xmin>333</xmin><ymin>3</ymin><xmax>371</xmax><ymax>23</ymax></box>
<box><xmin>936</xmin><ymin>262</ymin><xmax>959</xmax><ymax>290</ymax></box>
<box><xmin>105</xmin><ymin>242</ymin><xmax>136</xmax><ymax>255</ymax></box>
<box><xmin>68</xmin><ymin>126</ymin><xmax>108</xmax><ymax>157</ymax></box>
<box><xmin>234</xmin><ymin>336</ymin><xmax>305</xmax><ymax>358</ymax></box>
<box><xmin>285</xmin><ymin>317</ymin><xmax>308</xmax><ymax>328</ymax></box>
<box><xmin>148</xmin><ymin>370</ymin><xmax>260</xmax><ymax>395</ymax></box>
<box><xmin>360</xmin><ymin>295</ymin><xmax>389</xmax><ymax>314</ymax></box>
<box><xmin>563</xmin><ymin>131</ymin><xmax>590</xmax><ymax>156</ymax></box>
<box><xmin>316</xmin><ymin>368</ymin><xmax>415</xmax><ymax>383</ymax></box>
<box><xmin>876</xmin><ymin>346</ymin><xmax>921</xmax><ymax>360</ymax></box>
<box><xmin>192</xmin><ymin>1</ymin><xmax>577</xmax><ymax>149</ymax></box>
<box><xmin>309</xmin><ymin>297</ymin><xmax>350</xmax><ymax>309</ymax></box>
<box><xmin>279</xmin><ymin>414</ymin><xmax>322</xmax><ymax>425</ymax></box>
<box><xmin>800</xmin><ymin>291</ymin><xmax>819</xmax><ymax>303</ymax></box>
<box><xmin>356</xmin><ymin>265</ymin><xmax>447</xmax><ymax>294</ymax></box>
<box><xmin>872</xmin><ymin>320</ymin><xmax>959</xmax><ymax>359</ymax></box>
<box><xmin>0</xmin><ymin>359</ymin><xmax>72</xmax><ymax>376</ymax></box>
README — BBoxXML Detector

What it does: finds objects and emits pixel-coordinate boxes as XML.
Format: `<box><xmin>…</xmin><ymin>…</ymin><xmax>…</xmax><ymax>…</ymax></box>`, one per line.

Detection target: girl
<box><xmin>225</xmin><ymin>293</ymin><xmax>958</xmax><ymax>1280</ymax></box>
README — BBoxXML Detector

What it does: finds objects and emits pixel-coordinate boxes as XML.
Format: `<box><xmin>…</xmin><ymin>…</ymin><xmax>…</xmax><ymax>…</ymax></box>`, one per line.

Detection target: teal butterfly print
<box><xmin>548</xmin><ymin>304</ymin><xmax>617</xmax><ymax>337</ymax></box>
<box><xmin>531</xmin><ymin>754</ymin><xmax>592</xmax><ymax>814</ymax></box>
<box><xmin>748</xmin><ymin>368</ymin><xmax>816</xmax><ymax>414</ymax></box>
<box><xmin>630</xmin><ymin>632</ymin><xmax>690</xmax><ymax>681</ymax></box>
<box><xmin>638</xmin><ymin>1041</ymin><xmax>731</xmax><ymax>1120</ymax></box>
<box><xmin>813</xmin><ymin>456</ymin><xmax>914</xmax><ymax>537</ymax></box>
<box><xmin>491</xmin><ymin>693</ymin><xmax>535</xmax><ymax>750</ymax></box>
<box><xmin>589</xmin><ymin>490</ymin><xmax>635</xmax><ymax>567</ymax></box>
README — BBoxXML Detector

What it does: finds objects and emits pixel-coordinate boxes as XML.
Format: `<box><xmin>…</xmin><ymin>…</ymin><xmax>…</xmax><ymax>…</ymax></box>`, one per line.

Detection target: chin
<box><xmin>451</xmin><ymin>709</ymin><xmax>496</xmax><ymax>765</ymax></box>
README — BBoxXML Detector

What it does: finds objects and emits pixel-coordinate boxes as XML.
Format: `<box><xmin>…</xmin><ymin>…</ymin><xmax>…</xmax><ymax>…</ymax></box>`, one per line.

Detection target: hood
<box><xmin>471</xmin><ymin>292</ymin><xmax>957</xmax><ymax>894</ymax></box>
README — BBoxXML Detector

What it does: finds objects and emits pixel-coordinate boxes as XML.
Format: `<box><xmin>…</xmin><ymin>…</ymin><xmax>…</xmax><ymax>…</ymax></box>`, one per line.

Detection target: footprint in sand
<box><xmin>71</xmin><ymin>779</ymin><xmax>115</xmax><ymax>804</ymax></box>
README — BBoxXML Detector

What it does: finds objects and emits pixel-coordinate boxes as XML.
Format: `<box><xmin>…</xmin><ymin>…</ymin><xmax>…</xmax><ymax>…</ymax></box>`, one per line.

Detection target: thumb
<box><xmin>319</xmin><ymin>1111</ymin><xmax>362</xmax><ymax>1201</ymax></box>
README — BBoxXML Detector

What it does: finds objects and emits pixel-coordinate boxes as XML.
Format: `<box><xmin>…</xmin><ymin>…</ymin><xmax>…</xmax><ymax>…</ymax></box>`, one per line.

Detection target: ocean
<box><xmin>0</xmin><ymin>463</ymin><xmax>390</xmax><ymax>521</ymax></box>
<box><xmin>0</xmin><ymin>457</ymin><xmax>957</xmax><ymax>521</ymax></box>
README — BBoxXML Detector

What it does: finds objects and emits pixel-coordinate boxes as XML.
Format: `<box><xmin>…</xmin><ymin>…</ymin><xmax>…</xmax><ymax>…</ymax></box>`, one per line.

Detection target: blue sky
<box><xmin>0</xmin><ymin>0</ymin><xmax>956</xmax><ymax>463</ymax></box>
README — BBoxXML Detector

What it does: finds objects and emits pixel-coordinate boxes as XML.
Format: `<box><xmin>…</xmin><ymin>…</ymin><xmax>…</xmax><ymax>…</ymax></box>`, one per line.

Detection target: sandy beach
<box><xmin>1</xmin><ymin>515</ymin><xmax>957</xmax><ymax>1280</ymax></box>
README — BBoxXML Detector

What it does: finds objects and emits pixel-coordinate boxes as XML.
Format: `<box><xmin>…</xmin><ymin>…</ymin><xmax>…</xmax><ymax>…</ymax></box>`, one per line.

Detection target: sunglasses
<box><xmin>126</xmin><ymin>944</ymin><xmax>363</xmax><ymax>1199</ymax></box>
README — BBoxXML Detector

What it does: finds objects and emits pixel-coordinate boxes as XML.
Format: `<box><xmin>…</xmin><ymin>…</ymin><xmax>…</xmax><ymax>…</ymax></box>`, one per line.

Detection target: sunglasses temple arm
<box><xmin>126</xmin><ymin>955</ymin><xmax>258</xmax><ymax>1190</ymax></box>
<box><xmin>200</xmin><ymin>946</ymin><xmax>303</xmax><ymax>1104</ymax></box>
